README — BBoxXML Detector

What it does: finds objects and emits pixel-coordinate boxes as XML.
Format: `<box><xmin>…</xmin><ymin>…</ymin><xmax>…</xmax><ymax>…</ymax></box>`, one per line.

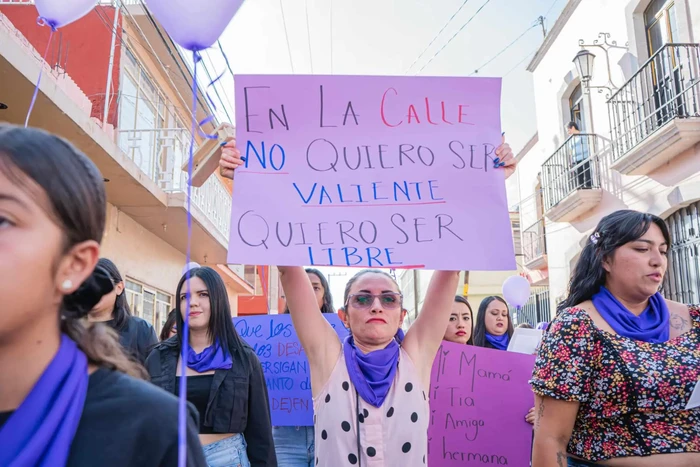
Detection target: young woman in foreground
<box><xmin>220</xmin><ymin>137</ymin><xmax>516</xmax><ymax>465</ymax></box>
<box><xmin>0</xmin><ymin>125</ymin><xmax>205</xmax><ymax>466</ymax></box>
<box><xmin>531</xmin><ymin>210</ymin><xmax>700</xmax><ymax>467</ymax></box>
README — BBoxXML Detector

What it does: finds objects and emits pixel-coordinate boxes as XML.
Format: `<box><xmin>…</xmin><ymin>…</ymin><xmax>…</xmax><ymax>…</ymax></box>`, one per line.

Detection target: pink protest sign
<box><xmin>429</xmin><ymin>341</ymin><xmax>536</xmax><ymax>466</ymax></box>
<box><xmin>228</xmin><ymin>75</ymin><xmax>515</xmax><ymax>270</ymax></box>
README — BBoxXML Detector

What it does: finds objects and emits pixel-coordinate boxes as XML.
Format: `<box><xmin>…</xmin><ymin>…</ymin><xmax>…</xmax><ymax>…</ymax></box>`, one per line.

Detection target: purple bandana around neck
<box><xmin>485</xmin><ymin>332</ymin><xmax>510</xmax><ymax>351</ymax></box>
<box><xmin>592</xmin><ymin>286</ymin><xmax>669</xmax><ymax>343</ymax></box>
<box><xmin>0</xmin><ymin>334</ymin><xmax>88</xmax><ymax>466</ymax></box>
<box><xmin>187</xmin><ymin>342</ymin><xmax>233</xmax><ymax>373</ymax></box>
<box><xmin>343</xmin><ymin>329</ymin><xmax>404</xmax><ymax>408</ymax></box>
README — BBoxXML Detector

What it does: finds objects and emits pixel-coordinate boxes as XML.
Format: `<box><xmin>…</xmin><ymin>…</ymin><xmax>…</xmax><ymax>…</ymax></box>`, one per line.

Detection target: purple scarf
<box><xmin>0</xmin><ymin>334</ymin><xmax>88</xmax><ymax>466</ymax></box>
<box><xmin>187</xmin><ymin>342</ymin><xmax>232</xmax><ymax>372</ymax></box>
<box><xmin>343</xmin><ymin>329</ymin><xmax>404</xmax><ymax>408</ymax></box>
<box><xmin>592</xmin><ymin>286</ymin><xmax>670</xmax><ymax>343</ymax></box>
<box><xmin>485</xmin><ymin>332</ymin><xmax>510</xmax><ymax>351</ymax></box>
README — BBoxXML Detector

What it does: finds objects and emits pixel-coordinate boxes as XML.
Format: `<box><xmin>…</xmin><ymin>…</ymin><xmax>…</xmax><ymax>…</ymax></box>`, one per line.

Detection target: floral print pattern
<box><xmin>531</xmin><ymin>305</ymin><xmax>700</xmax><ymax>462</ymax></box>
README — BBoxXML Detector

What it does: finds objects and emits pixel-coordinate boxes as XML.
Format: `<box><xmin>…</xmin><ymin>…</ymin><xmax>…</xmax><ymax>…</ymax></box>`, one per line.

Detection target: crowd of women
<box><xmin>0</xmin><ymin>124</ymin><xmax>698</xmax><ymax>467</ymax></box>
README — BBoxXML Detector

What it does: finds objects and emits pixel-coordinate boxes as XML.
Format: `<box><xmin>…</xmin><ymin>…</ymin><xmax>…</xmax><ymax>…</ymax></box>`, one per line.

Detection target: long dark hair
<box><xmin>96</xmin><ymin>258</ymin><xmax>131</xmax><ymax>330</ymax></box>
<box><xmin>472</xmin><ymin>296</ymin><xmax>513</xmax><ymax>347</ymax></box>
<box><xmin>558</xmin><ymin>210</ymin><xmax>671</xmax><ymax>313</ymax></box>
<box><xmin>175</xmin><ymin>267</ymin><xmax>247</xmax><ymax>355</ymax></box>
<box><xmin>160</xmin><ymin>309</ymin><xmax>178</xmax><ymax>341</ymax></box>
<box><xmin>0</xmin><ymin>125</ymin><xmax>145</xmax><ymax>378</ymax></box>
<box><xmin>453</xmin><ymin>295</ymin><xmax>474</xmax><ymax>345</ymax></box>
<box><xmin>284</xmin><ymin>268</ymin><xmax>334</xmax><ymax>314</ymax></box>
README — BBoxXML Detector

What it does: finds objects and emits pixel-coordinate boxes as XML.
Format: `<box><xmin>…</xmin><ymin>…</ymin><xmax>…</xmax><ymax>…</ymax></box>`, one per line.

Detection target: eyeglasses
<box><xmin>346</xmin><ymin>293</ymin><xmax>403</xmax><ymax>310</ymax></box>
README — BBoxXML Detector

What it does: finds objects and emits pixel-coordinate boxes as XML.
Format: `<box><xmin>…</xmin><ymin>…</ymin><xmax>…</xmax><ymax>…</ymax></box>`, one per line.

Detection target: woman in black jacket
<box><xmin>88</xmin><ymin>258</ymin><xmax>158</xmax><ymax>364</ymax></box>
<box><xmin>146</xmin><ymin>267</ymin><xmax>276</xmax><ymax>467</ymax></box>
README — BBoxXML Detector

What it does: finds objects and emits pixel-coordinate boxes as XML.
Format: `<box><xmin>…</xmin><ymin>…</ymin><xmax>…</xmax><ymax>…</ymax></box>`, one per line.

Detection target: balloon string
<box><xmin>25</xmin><ymin>17</ymin><xmax>56</xmax><ymax>128</ymax></box>
<box><xmin>194</xmin><ymin>48</ymin><xmax>231</xmax><ymax>140</ymax></box>
<box><xmin>178</xmin><ymin>49</ymin><xmax>199</xmax><ymax>467</ymax></box>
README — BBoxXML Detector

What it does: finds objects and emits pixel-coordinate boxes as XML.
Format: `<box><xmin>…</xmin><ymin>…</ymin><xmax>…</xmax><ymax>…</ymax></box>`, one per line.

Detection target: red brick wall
<box><xmin>0</xmin><ymin>4</ymin><xmax>122</xmax><ymax>125</ymax></box>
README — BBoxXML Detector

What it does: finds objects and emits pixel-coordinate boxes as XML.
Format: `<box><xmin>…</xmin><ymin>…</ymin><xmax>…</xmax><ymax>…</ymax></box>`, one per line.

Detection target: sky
<box><xmin>202</xmin><ymin>0</ymin><xmax>566</xmax><ymax>155</ymax></box>
<box><xmin>200</xmin><ymin>0</ymin><xmax>568</xmax><ymax>306</ymax></box>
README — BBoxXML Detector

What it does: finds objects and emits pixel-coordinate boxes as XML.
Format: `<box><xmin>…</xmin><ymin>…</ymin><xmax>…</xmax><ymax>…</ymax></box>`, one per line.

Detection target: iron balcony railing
<box><xmin>116</xmin><ymin>127</ymin><xmax>232</xmax><ymax>239</ymax></box>
<box><xmin>662</xmin><ymin>200</ymin><xmax>700</xmax><ymax>305</ymax></box>
<box><xmin>511</xmin><ymin>287</ymin><xmax>550</xmax><ymax>326</ymax></box>
<box><xmin>608</xmin><ymin>43</ymin><xmax>700</xmax><ymax>161</ymax></box>
<box><xmin>541</xmin><ymin>133</ymin><xmax>601</xmax><ymax>211</ymax></box>
<box><xmin>522</xmin><ymin>218</ymin><xmax>547</xmax><ymax>265</ymax></box>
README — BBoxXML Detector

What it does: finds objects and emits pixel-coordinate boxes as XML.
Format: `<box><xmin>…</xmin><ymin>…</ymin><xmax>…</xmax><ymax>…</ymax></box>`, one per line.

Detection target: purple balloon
<box><xmin>144</xmin><ymin>0</ymin><xmax>245</xmax><ymax>51</ymax></box>
<box><xmin>35</xmin><ymin>0</ymin><xmax>97</xmax><ymax>29</ymax></box>
<box><xmin>502</xmin><ymin>275</ymin><xmax>531</xmax><ymax>308</ymax></box>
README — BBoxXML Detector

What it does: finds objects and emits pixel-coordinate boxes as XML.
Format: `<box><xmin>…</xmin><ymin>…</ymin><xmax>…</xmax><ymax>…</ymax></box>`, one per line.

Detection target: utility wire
<box><xmin>279</xmin><ymin>0</ymin><xmax>295</xmax><ymax>73</ymax></box>
<box><xmin>415</xmin><ymin>0</ymin><xmax>492</xmax><ymax>74</ymax></box>
<box><xmin>305</xmin><ymin>0</ymin><xmax>314</xmax><ymax>73</ymax></box>
<box><xmin>330</xmin><ymin>0</ymin><xmax>334</xmax><ymax>73</ymax></box>
<box><xmin>404</xmin><ymin>0</ymin><xmax>471</xmax><ymax>74</ymax></box>
<box><xmin>503</xmin><ymin>48</ymin><xmax>538</xmax><ymax>77</ymax></box>
<box><xmin>469</xmin><ymin>22</ymin><xmax>539</xmax><ymax>76</ymax></box>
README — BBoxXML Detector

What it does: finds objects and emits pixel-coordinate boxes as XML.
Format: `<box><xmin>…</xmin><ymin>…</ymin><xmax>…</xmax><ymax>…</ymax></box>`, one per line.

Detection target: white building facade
<box><xmin>517</xmin><ymin>0</ymin><xmax>700</xmax><ymax>312</ymax></box>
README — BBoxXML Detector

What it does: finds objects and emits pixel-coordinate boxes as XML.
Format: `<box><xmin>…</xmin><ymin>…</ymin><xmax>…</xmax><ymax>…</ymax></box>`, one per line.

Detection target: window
<box><xmin>568</xmin><ymin>84</ymin><xmax>586</xmax><ymax>132</ymax></box>
<box><xmin>124</xmin><ymin>278</ymin><xmax>172</xmax><ymax>330</ymax></box>
<box><xmin>117</xmin><ymin>47</ymin><xmax>169</xmax><ymax>179</ymax></box>
<box><xmin>645</xmin><ymin>0</ymin><xmax>678</xmax><ymax>56</ymax></box>
<box><xmin>663</xmin><ymin>201</ymin><xmax>700</xmax><ymax>304</ymax></box>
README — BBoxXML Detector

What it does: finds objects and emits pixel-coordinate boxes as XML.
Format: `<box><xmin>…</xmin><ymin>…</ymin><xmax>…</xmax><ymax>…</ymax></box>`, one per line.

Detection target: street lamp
<box><xmin>573</xmin><ymin>49</ymin><xmax>596</xmax><ymax>84</ymax></box>
<box><xmin>573</xmin><ymin>32</ymin><xmax>628</xmax><ymax>96</ymax></box>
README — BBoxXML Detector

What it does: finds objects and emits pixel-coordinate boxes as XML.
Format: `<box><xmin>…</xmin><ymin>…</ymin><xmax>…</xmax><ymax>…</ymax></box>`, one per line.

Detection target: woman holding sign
<box><xmin>220</xmin><ymin>137</ymin><xmax>516</xmax><ymax>466</ymax></box>
<box><xmin>0</xmin><ymin>125</ymin><xmax>206</xmax><ymax>466</ymax></box>
<box><xmin>146</xmin><ymin>267</ymin><xmax>276</xmax><ymax>467</ymax></box>
<box><xmin>531</xmin><ymin>210</ymin><xmax>700</xmax><ymax>467</ymax></box>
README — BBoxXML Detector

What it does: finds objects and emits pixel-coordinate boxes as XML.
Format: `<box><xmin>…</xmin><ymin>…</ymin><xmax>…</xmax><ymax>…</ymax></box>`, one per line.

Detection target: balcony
<box><xmin>0</xmin><ymin>12</ymin><xmax>234</xmax><ymax>270</ymax></box>
<box><xmin>115</xmin><ymin>127</ymin><xmax>232</xmax><ymax>263</ymax></box>
<box><xmin>542</xmin><ymin>134</ymin><xmax>603</xmax><ymax>223</ymax></box>
<box><xmin>608</xmin><ymin>43</ymin><xmax>700</xmax><ymax>175</ymax></box>
<box><xmin>522</xmin><ymin>219</ymin><xmax>547</xmax><ymax>270</ymax></box>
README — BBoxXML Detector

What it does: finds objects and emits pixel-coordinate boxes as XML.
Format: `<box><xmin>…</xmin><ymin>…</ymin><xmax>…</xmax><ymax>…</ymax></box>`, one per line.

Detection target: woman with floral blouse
<box><xmin>531</xmin><ymin>210</ymin><xmax>700</xmax><ymax>467</ymax></box>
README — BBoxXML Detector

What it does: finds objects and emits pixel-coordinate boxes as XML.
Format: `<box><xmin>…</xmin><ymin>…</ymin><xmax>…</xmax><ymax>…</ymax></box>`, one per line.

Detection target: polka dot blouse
<box><xmin>313</xmin><ymin>347</ymin><xmax>429</xmax><ymax>466</ymax></box>
<box><xmin>531</xmin><ymin>305</ymin><xmax>700</xmax><ymax>462</ymax></box>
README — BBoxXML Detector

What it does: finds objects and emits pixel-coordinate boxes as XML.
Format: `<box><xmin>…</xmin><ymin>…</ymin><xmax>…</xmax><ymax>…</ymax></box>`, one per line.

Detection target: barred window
<box><xmin>662</xmin><ymin>201</ymin><xmax>700</xmax><ymax>304</ymax></box>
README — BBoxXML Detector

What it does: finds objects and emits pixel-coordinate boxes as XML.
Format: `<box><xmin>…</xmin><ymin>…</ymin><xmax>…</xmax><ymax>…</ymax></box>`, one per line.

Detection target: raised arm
<box><xmin>532</xmin><ymin>395</ymin><xmax>578</xmax><ymax>467</ymax></box>
<box><xmin>402</xmin><ymin>270</ymin><xmax>460</xmax><ymax>378</ymax></box>
<box><xmin>279</xmin><ymin>267</ymin><xmax>341</xmax><ymax>380</ymax></box>
<box><xmin>219</xmin><ymin>140</ymin><xmax>340</xmax><ymax>392</ymax></box>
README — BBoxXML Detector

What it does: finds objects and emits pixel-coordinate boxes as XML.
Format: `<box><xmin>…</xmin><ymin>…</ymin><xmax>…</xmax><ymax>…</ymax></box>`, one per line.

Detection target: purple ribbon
<box><xmin>25</xmin><ymin>17</ymin><xmax>57</xmax><ymax>128</ymax></box>
<box><xmin>178</xmin><ymin>45</ymin><xmax>233</xmax><ymax>467</ymax></box>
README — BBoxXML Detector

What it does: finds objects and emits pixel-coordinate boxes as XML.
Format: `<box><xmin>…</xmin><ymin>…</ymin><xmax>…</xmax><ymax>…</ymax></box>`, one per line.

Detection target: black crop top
<box><xmin>176</xmin><ymin>375</ymin><xmax>215</xmax><ymax>434</ymax></box>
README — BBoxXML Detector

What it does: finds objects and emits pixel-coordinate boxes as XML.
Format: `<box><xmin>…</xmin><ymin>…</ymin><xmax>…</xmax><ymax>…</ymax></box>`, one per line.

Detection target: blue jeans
<box><xmin>272</xmin><ymin>426</ymin><xmax>315</xmax><ymax>467</ymax></box>
<box><xmin>202</xmin><ymin>434</ymin><xmax>250</xmax><ymax>467</ymax></box>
